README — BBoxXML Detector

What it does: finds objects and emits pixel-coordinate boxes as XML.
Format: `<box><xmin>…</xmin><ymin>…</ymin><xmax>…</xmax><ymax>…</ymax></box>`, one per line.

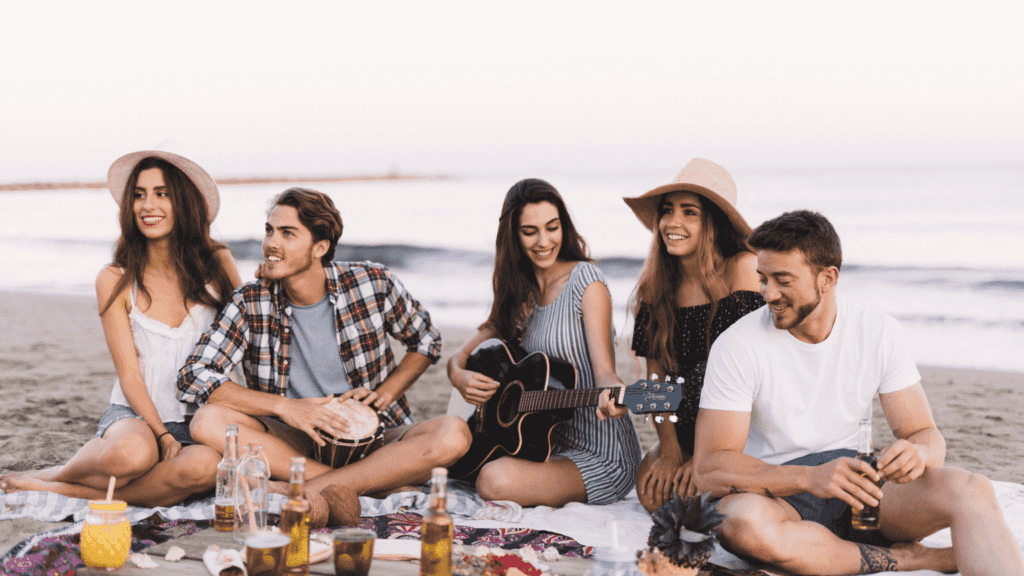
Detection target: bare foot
<box><xmin>891</xmin><ymin>542</ymin><xmax>957</xmax><ymax>573</ymax></box>
<box><xmin>0</xmin><ymin>466</ymin><xmax>63</xmax><ymax>484</ymax></box>
<box><xmin>1</xmin><ymin>475</ymin><xmax>64</xmax><ymax>495</ymax></box>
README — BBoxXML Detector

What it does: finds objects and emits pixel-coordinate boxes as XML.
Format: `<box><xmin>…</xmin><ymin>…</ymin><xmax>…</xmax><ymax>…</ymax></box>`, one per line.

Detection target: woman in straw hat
<box><xmin>1</xmin><ymin>151</ymin><xmax>242</xmax><ymax>506</ymax></box>
<box><xmin>448</xmin><ymin>178</ymin><xmax>641</xmax><ymax>506</ymax></box>
<box><xmin>623</xmin><ymin>158</ymin><xmax>764</xmax><ymax>513</ymax></box>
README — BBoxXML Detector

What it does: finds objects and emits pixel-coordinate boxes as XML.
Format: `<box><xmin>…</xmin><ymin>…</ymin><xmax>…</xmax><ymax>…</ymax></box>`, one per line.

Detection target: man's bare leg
<box><xmin>715</xmin><ymin>493</ymin><xmax>955</xmax><ymax>575</ymax></box>
<box><xmin>880</xmin><ymin>467</ymin><xmax>1024</xmax><ymax>576</ymax></box>
<box><xmin>1</xmin><ymin>445</ymin><xmax>221</xmax><ymax>508</ymax></box>
<box><xmin>191</xmin><ymin>404</ymin><xmax>332</xmax><ymax>480</ymax></box>
<box><xmin>191</xmin><ymin>404</ymin><xmax>471</xmax><ymax>495</ymax></box>
<box><xmin>306</xmin><ymin>416</ymin><xmax>470</xmax><ymax>494</ymax></box>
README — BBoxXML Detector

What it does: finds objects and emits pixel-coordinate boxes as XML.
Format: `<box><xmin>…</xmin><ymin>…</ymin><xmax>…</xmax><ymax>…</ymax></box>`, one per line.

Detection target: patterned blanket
<box><xmin>0</xmin><ymin>481</ymin><xmax>588</xmax><ymax>575</ymax></box>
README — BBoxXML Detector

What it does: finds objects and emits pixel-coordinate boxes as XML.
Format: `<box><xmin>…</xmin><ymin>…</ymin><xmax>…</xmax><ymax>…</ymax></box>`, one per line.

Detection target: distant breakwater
<box><xmin>0</xmin><ymin>173</ymin><xmax>451</xmax><ymax>193</ymax></box>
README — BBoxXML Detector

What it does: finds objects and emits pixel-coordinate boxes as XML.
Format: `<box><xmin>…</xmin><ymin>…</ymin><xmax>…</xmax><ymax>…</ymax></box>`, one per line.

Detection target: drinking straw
<box><xmin>105</xmin><ymin>476</ymin><xmax>116</xmax><ymax>502</ymax></box>
<box><xmin>240</xmin><ymin>476</ymin><xmax>258</xmax><ymax>532</ymax></box>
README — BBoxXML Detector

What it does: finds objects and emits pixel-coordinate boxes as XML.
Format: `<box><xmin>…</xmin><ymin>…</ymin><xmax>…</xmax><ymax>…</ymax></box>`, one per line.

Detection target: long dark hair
<box><xmin>101</xmin><ymin>157</ymin><xmax>234</xmax><ymax>315</ymax></box>
<box><xmin>631</xmin><ymin>194</ymin><xmax>750</xmax><ymax>372</ymax></box>
<box><xmin>484</xmin><ymin>178</ymin><xmax>590</xmax><ymax>343</ymax></box>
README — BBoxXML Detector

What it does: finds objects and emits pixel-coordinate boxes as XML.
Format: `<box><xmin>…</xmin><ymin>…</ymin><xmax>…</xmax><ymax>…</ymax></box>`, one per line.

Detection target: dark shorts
<box><xmin>95</xmin><ymin>404</ymin><xmax>195</xmax><ymax>445</ymax></box>
<box><xmin>780</xmin><ymin>449</ymin><xmax>893</xmax><ymax>547</ymax></box>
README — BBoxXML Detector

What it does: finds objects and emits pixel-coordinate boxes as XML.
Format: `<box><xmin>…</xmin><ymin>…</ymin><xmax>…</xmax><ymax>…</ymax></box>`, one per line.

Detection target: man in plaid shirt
<box><xmin>177</xmin><ymin>188</ymin><xmax>470</xmax><ymax>498</ymax></box>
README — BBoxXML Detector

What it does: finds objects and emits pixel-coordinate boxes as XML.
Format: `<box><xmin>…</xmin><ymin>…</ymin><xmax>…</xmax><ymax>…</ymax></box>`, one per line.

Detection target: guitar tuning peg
<box><xmin>667</xmin><ymin>386</ymin><xmax>674</xmax><ymax>393</ymax></box>
<box><xmin>649</xmin><ymin>403</ymin><xmax>657</xmax><ymax>411</ymax></box>
<box><xmin>653</xmin><ymin>383</ymin><xmax>661</xmax><ymax>391</ymax></box>
<box><xmin>654</xmin><ymin>415</ymin><xmax>664</xmax><ymax>424</ymax></box>
<box><xmin>649</xmin><ymin>374</ymin><xmax>659</xmax><ymax>382</ymax></box>
<box><xmin>669</xmin><ymin>415</ymin><xmax>678</xmax><ymax>423</ymax></box>
<box><xmin>640</xmin><ymin>382</ymin><xmax>648</xmax><ymax>390</ymax></box>
<box><xmin>675</xmin><ymin>376</ymin><xmax>685</xmax><ymax>384</ymax></box>
<box><xmin>636</xmin><ymin>403</ymin><xmax>643</xmax><ymax>411</ymax></box>
<box><xmin>663</xmin><ymin>402</ymin><xmax>672</xmax><ymax>410</ymax></box>
<box><xmin>643</xmin><ymin>414</ymin><xmax>650</xmax><ymax>424</ymax></box>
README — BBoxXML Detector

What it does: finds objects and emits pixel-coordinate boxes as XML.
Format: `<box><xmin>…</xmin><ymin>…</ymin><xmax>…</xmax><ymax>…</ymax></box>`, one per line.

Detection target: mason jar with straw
<box><xmin>81</xmin><ymin>476</ymin><xmax>132</xmax><ymax>571</ymax></box>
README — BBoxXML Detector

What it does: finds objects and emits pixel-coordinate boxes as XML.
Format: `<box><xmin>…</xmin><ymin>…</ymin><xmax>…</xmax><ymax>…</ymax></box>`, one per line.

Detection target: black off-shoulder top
<box><xmin>631</xmin><ymin>290</ymin><xmax>766</xmax><ymax>455</ymax></box>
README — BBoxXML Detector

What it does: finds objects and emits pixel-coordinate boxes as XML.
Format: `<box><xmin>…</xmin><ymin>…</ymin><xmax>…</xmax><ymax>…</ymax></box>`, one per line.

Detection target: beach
<box><xmin>1</xmin><ymin>290</ymin><xmax>1022</xmax><ymax>554</ymax></box>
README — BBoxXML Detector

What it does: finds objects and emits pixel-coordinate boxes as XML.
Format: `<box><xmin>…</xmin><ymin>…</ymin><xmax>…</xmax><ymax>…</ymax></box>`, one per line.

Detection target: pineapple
<box><xmin>638</xmin><ymin>493</ymin><xmax>725</xmax><ymax>576</ymax></box>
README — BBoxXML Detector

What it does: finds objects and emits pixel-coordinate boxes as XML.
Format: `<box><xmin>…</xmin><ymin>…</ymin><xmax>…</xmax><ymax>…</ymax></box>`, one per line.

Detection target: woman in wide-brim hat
<box><xmin>623</xmin><ymin>158</ymin><xmax>764</xmax><ymax>513</ymax></box>
<box><xmin>1</xmin><ymin>151</ymin><xmax>242</xmax><ymax>506</ymax></box>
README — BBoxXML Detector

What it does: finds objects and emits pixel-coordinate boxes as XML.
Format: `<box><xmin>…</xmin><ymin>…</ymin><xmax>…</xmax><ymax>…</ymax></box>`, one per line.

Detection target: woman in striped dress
<box><xmin>447</xmin><ymin>178</ymin><xmax>641</xmax><ymax>506</ymax></box>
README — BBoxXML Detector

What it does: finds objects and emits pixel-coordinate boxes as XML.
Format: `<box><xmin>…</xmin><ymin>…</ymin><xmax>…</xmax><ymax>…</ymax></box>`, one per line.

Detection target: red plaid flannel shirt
<box><xmin>177</xmin><ymin>262</ymin><xmax>441</xmax><ymax>427</ymax></box>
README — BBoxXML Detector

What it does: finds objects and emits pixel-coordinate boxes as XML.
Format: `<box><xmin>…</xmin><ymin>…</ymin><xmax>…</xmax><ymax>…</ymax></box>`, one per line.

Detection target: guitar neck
<box><xmin>518</xmin><ymin>387</ymin><xmax>623</xmax><ymax>413</ymax></box>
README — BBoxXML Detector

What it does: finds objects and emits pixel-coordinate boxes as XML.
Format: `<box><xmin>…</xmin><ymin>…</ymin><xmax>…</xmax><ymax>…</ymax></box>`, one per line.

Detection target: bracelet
<box><xmin>157</xmin><ymin>432</ymin><xmax>174</xmax><ymax>442</ymax></box>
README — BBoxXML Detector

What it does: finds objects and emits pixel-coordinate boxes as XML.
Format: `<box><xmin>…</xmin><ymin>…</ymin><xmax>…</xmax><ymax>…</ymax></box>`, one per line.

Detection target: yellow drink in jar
<box><xmin>81</xmin><ymin>500</ymin><xmax>132</xmax><ymax>570</ymax></box>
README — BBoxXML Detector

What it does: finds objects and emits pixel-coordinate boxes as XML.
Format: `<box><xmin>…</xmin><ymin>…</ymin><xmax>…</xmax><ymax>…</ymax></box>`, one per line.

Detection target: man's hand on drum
<box><xmin>450</xmin><ymin>368</ymin><xmax>500</xmax><ymax>407</ymax></box>
<box><xmin>279</xmin><ymin>396</ymin><xmax>351</xmax><ymax>447</ymax></box>
<box><xmin>339</xmin><ymin>387</ymin><xmax>382</xmax><ymax>409</ymax></box>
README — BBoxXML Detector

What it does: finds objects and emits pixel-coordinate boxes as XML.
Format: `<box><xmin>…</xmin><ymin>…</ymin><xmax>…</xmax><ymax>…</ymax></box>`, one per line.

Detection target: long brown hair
<box><xmin>485</xmin><ymin>178</ymin><xmax>590</xmax><ymax>343</ymax></box>
<box><xmin>101</xmin><ymin>157</ymin><xmax>234</xmax><ymax>315</ymax></box>
<box><xmin>631</xmin><ymin>194</ymin><xmax>750</xmax><ymax>372</ymax></box>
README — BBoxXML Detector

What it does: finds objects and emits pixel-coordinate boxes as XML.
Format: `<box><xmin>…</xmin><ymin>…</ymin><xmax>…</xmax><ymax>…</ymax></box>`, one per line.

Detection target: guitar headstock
<box><xmin>618</xmin><ymin>374</ymin><xmax>684</xmax><ymax>420</ymax></box>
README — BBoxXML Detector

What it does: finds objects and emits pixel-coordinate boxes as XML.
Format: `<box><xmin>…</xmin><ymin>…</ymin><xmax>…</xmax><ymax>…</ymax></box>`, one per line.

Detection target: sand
<box><xmin>2</xmin><ymin>290</ymin><xmax>1022</xmax><ymax>554</ymax></box>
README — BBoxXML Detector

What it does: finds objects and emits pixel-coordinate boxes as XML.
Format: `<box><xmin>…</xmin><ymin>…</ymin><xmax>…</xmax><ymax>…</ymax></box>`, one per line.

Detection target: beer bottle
<box><xmin>281</xmin><ymin>457</ymin><xmax>311</xmax><ymax>576</ymax></box>
<box><xmin>420</xmin><ymin>467</ymin><xmax>453</xmax><ymax>576</ymax></box>
<box><xmin>214</xmin><ymin>424</ymin><xmax>239</xmax><ymax>532</ymax></box>
<box><xmin>851</xmin><ymin>418</ymin><xmax>881</xmax><ymax>530</ymax></box>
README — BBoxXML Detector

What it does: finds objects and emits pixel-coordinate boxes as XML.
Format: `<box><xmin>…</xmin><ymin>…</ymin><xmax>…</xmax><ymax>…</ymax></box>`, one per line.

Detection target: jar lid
<box><xmin>88</xmin><ymin>500</ymin><xmax>127</xmax><ymax>511</ymax></box>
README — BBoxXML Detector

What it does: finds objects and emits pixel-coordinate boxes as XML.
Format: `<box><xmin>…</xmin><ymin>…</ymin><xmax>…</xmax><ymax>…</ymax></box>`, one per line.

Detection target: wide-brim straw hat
<box><xmin>623</xmin><ymin>158</ymin><xmax>751</xmax><ymax>238</ymax></box>
<box><xmin>107</xmin><ymin>150</ymin><xmax>220</xmax><ymax>221</ymax></box>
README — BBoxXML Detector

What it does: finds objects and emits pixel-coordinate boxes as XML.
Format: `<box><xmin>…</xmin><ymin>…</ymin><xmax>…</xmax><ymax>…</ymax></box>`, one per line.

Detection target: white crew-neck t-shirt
<box><xmin>700</xmin><ymin>296</ymin><xmax>920</xmax><ymax>465</ymax></box>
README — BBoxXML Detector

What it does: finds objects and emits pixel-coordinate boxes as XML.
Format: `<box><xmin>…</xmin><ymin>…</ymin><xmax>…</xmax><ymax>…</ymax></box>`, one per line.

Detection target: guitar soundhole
<box><xmin>495</xmin><ymin>381</ymin><xmax>523</xmax><ymax>428</ymax></box>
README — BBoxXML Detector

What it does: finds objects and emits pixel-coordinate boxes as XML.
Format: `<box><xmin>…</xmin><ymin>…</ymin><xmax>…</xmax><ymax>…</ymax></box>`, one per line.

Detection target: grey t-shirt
<box><xmin>285</xmin><ymin>295</ymin><xmax>350</xmax><ymax>399</ymax></box>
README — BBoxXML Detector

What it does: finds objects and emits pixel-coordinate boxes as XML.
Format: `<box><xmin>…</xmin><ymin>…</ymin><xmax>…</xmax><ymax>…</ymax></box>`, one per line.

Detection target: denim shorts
<box><xmin>95</xmin><ymin>404</ymin><xmax>194</xmax><ymax>445</ymax></box>
<box><xmin>780</xmin><ymin>449</ymin><xmax>892</xmax><ymax>546</ymax></box>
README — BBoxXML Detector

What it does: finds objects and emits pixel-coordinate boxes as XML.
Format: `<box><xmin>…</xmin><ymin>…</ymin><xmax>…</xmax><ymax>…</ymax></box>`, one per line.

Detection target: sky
<box><xmin>1</xmin><ymin>1</ymin><xmax>1022</xmax><ymax>182</ymax></box>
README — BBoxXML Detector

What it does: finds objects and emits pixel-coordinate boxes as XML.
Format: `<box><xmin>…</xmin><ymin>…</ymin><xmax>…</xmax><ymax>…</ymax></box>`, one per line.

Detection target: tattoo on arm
<box><xmin>762</xmin><ymin>488</ymin><xmax>776</xmax><ymax>498</ymax></box>
<box><xmin>854</xmin><ymin>543</ymin><xmax>897</xmax><ymax>574</ymax></box>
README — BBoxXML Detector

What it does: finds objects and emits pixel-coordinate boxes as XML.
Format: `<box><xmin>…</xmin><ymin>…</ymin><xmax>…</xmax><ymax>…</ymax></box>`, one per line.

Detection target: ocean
<box><xmin>1</xmin><ymin>165</ymin><xmax>1022</xmax><ymax>373</ymax></box>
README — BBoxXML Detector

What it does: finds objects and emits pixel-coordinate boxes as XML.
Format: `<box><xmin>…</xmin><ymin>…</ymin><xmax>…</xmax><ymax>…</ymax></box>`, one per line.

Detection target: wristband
<box><xmin>157</xmin><ymin>431</ymin><xmax>174</xmax><ymax>443</ymax></box>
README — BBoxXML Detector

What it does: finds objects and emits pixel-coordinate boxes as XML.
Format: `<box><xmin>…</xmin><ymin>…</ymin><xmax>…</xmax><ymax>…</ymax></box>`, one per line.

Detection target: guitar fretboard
<box><xmin>518</xmin><ymin>387</ymin><xmax>624</xmax><ymax>412</ymax></box>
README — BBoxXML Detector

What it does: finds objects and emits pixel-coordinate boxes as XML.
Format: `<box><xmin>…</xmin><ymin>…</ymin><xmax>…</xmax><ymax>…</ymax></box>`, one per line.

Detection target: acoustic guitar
<box><xmin>448</xmin><ymin>338</ymin><xmax>683</xmax><ymax>480</ymax></box>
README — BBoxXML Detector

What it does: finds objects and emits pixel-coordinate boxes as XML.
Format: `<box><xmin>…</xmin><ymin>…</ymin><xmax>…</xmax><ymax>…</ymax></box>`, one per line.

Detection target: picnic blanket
<box><xmin>3</xmin><ymin>480</ymin><xmax>1024</xmax><ymax>575</ymax></box>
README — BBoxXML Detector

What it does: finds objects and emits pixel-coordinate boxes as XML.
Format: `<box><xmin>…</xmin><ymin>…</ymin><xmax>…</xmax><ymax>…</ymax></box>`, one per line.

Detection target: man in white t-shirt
<box><xmin>693</xmin><ymin>211</ymin><xmax>1022</xmax><ymax>575</ymax></box>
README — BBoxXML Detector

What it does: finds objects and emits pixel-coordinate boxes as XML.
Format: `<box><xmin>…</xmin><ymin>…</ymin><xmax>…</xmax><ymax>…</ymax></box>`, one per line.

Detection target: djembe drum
<box><xmin>313</xmin><ymin>398</ymin><xmax>386</xmax><ymax>468</ymax></box>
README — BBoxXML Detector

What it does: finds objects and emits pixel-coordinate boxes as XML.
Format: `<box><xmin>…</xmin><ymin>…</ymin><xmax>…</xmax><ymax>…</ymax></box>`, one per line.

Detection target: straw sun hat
<box><xmin>107</xmin><ymin>150</ymin><xmax>220</xmax><ymax>222</ymax></box>
<box><xmin>623</xmin><ymin>158</ymin><xmax>751</xmax><ymax>238</ymax></box>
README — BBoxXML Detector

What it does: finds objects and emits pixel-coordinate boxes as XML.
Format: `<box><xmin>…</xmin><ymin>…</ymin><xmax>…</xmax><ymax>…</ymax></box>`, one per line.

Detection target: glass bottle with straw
<box><xmin>591</xmin><ymin>520</ymin><xmax>642</xmax><ymax>576</ymax></box>
<box><xmin>234</xmin><ymin>443</ymin><xmax>269</xmax><ymax>543</ymax></box>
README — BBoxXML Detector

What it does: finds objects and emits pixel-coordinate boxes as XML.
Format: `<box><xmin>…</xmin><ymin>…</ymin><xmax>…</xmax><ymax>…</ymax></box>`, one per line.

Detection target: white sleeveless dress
<box><xmin>108</xmin><ymin>281</ymin><xmax>217</xmax><ymax>423</ymax></box>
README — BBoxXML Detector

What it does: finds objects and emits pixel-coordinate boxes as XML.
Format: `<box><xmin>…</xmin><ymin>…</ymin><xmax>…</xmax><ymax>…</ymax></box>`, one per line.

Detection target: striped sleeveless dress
<box><xmin>519</xmin><ymin>261</ymin><xmax>642</xmax><ymax>504</ymax></box>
